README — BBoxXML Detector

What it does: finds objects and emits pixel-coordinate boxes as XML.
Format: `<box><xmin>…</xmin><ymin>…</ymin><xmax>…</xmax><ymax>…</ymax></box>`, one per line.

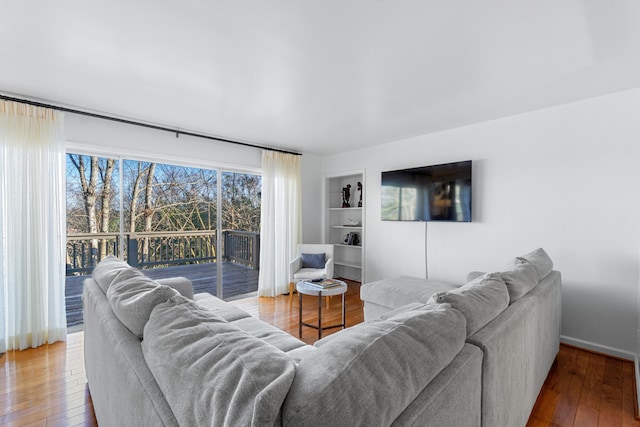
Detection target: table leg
<box><xmin>318</xmin><ymin>292</ymin><xmax>322</xmax><ymax>340</ymax></box>
<box><xmin>298</xmin><ymin>291</ymin><xmax>303</xmax><ymax>338</ymax></box>
<box><xmin>341</xmin><ymin>292</ymin><xmax>346</xmax><ymax>329</ymax></box>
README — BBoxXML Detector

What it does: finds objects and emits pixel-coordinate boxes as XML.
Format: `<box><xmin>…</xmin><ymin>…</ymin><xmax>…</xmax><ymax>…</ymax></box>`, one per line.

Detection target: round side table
<box><xmin>297</xmin><ymin>280</ymin><xmax>347</xmax><ymax>340</ymax></box>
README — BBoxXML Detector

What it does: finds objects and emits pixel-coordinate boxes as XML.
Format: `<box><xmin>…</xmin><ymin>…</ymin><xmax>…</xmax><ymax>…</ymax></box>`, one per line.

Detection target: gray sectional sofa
<box><xmin>84</xmin><ymin>256</ymin><xmax>481</xmax><ymax>427</ymax></box>
<box><xmin>361</xmin><ymin>248</ymin><xmax>562</xmax><ymax>427</ymax></box>
<box><xmin>84</xmin><ymin>248</ymin><xmax>560</xmax><ymax>427</ymax></box>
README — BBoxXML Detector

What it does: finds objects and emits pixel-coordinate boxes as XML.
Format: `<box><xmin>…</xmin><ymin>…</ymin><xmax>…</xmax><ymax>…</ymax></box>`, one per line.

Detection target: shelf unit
<box><xmin>324</xmin><ymin>171</ymin><xmax>365</xmax><ymax>283</ymax></box>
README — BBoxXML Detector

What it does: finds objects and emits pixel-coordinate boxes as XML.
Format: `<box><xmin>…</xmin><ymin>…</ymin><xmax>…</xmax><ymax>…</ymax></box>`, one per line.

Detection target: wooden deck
<box><xmin>65</xmin><ymin>262</ymin><xmax>259</xmax><ymax>328</ymax></box>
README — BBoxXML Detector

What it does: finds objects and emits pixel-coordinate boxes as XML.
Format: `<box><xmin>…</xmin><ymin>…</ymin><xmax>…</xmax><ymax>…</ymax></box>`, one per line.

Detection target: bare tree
<box><xmin>67</xmin><ymin>156</ymin><xmax>260</xmax><ymax>271</ymax></box>
<box><xmin>69</xmin><ymin>155</ymin><xmax>99</xmax><ymax>263</ymax></box>
<box><xmin>142</xmin><ymin>163</ymin><xmax>156</xmax><ymax>262</ymax></box>
<box><xmin>99</xmin><ymin>159</ymin><xmax>116</xmax><ymax>258</ymax></box>
<box><xmin>129</xmin><ymin>162</ymin><xmax>145</xmax><ymax>233</ymax></box>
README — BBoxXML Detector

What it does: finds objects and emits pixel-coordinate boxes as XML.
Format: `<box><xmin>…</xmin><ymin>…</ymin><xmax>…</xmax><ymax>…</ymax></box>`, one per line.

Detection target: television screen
<box><xmin>381</xmin><ymin>160</ymin><xmax>472</xmax><ymax>222</ymax></box>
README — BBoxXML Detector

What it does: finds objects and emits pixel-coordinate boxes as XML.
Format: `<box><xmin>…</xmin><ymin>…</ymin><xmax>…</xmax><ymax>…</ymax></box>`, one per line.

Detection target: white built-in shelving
<box><xmin>324</xmin><ymin>171</ymin><xmax>365</xmax><ymax>283</ymax></box>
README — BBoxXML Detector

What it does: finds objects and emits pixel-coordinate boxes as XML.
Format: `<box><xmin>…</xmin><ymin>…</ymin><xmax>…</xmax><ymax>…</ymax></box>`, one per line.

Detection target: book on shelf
<box><xmin>304</xmin><ymin>278</ymin><xmax>343</xmax><ymax>289</ymax></box>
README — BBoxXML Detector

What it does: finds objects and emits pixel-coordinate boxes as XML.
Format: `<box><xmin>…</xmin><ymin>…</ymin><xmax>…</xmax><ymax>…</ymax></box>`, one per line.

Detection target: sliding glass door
<box><xmin>65</xmin><ymin>153</ymin><xmax>260</xmax><ymax>327</ymax></box>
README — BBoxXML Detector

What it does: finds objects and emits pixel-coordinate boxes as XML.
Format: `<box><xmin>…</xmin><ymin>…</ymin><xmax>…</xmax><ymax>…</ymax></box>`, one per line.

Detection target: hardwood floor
<box><xmin>529</xmin><ymin>344</ymin><xmax>640</xmax><ymax>427</ymax></box>
<box><xmin>0</xmin><ymin>333</ymin><xmax>97</xmax><ymax>427</ymax></box>
<box><xmin>1</xmin><ymin>282</ymin><xmax>638</xmax><ymax>426</ymax></box>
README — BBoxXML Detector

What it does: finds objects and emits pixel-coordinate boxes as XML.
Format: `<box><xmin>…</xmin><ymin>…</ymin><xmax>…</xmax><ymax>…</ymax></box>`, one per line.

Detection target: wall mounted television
<box><xmin>381</xmin><ymin>160</ymin><xmax>472</xmax><ymax>222</ymax></box>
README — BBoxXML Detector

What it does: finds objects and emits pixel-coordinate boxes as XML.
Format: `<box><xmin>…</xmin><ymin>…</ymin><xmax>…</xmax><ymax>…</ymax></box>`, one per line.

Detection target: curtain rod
<box><xmin>0</xmin><ymin>94</ymin><xmax>302</xmax><ymax>156</ymax></box>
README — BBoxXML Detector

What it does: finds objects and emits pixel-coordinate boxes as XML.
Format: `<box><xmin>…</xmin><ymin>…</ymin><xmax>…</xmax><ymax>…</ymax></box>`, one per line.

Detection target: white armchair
<box><xmin>289</xmin><ymin>244</ymin><xmax>334</xmax><ymax>302</ymax></box>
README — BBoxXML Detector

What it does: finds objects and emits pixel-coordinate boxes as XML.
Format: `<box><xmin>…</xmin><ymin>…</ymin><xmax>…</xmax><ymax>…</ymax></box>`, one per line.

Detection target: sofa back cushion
<box><xmin>518</xmin><ymin>247</ymin><xmax>553</xmax><ymax>280</ymax></box>
<box><xmin>282</xmin><ymin>303</ymin><xmax>466</xmax><ymax>427</ymax></box>
<box><xmin>92</xmin><ymin>255</ymin><xmax>138</xmax><ymax>293</ymax></box>
<box><xmin>500</xmin><ymin>260</ymin><xmax>539</xmax><ymax>303</ymax></box>
<box><xmin>499</xmin><ymin>247</ymin><xmax>554</xmax><ymax>303</ymax></box>
<box><xmin>142</xmin><ymin>295</ymin><xmax>296</xmax><ymax>427</ymax></box>
<box><xmin>155</xmin><ymin>277</ymin><xmax>194</xmax><ymax>299</ymax></box>
<box><xmin>428</xmin><ymin>273</ymin><xmax>509</xmax><ymax>336</ymax></box>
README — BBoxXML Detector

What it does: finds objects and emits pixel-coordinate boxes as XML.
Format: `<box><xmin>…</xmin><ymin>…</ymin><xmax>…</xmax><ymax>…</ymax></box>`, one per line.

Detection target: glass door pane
<box><xmin>124</xmin><ymin>160</ymin><xmax>218</xmax><ymax>296</ymax></box>
<box><xmin>220</xmin><ymin>171</ymin><xmax>261</xmax><ymax>299</ymax></box>
<box><xmin>65</xmin><ymin>153</ymin><xmax>120</xmax><ymax>329</ymax></box>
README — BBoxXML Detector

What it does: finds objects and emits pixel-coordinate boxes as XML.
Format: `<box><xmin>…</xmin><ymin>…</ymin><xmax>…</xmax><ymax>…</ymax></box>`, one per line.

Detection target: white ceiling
<box><xmin>2</xmin><ymin>1</ymin><xmax>640</xmax><ymax>156</ymax></box>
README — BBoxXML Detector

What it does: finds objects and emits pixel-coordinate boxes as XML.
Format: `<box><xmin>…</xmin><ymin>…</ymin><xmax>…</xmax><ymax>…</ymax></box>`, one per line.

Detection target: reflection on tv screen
<box><xmin>381</xmin><ymin>161</ymin><xmax>472</xmax><ymax>222</ymax></box>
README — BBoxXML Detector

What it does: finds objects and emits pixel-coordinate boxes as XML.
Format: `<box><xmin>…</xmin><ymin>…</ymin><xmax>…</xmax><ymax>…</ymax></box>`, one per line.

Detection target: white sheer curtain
<box><xmin>258</xmin><ymin>151</ymin><xmax>302</xmax><ymax>297</ymax></box>
<box><xmin>0</xmin><ymin>100</ymin><xmax>67</xmax><ymax>352</ymax></box>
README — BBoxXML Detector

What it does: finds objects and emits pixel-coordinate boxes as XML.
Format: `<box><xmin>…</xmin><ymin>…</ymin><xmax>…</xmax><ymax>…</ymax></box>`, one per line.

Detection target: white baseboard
<box><xmin>560</xmin><ymin>335</ymin><xmax>635</xmax><ymax>361</ymax></box>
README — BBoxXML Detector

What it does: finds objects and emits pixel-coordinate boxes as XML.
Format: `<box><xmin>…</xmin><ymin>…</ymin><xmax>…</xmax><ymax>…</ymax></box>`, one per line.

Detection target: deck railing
<box><xmin>66</xmin><ymin>230</ymin><xmax>260</xmax><ymax>275</ymax></box>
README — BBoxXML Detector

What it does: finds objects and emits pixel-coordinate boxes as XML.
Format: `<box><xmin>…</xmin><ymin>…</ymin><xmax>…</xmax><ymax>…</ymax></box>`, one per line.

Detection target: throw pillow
<box><xmin>142</xmin><ymin>295</ymin><xmax>296</xmax><ymax>427</ymax></box>
<box><xmin>106</xmin><ymin>275</ymin><xmax>179</xmax><ymax>338</ymax></box>
<box><xmin>427</xmin><ymin>273</ymin><xmax>509</xmax><ymax>336</ymax></box>
<box><xmin>301</xmin><ymin>252</ymin><xmax>326</xmax><ymax>269</ymax></box>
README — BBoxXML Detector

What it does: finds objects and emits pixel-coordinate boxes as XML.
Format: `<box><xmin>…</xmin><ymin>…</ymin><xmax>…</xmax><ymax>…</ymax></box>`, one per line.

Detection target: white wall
<box><xmin>324</xmin><ymin>88</ymin><xmax>640</xmax><ymax>358</ymax></box>
<box><xmin>300</xmin><ymin>154</ymin><xmax>324</xmax><ymax>243</ymax></box>
<box><xmin>65</xmin><ymin>114</ymin><xmax>262</xmax><ymax>171</ymax></box>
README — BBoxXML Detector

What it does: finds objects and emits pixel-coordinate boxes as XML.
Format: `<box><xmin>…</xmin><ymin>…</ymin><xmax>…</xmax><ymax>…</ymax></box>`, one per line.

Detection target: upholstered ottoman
<box><xmin>360</xmin><ymin>275</ymin><xmax>458</xmax><ymax>321</ymax></box>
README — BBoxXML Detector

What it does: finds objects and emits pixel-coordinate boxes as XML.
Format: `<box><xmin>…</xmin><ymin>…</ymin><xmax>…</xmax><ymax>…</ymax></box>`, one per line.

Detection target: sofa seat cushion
<box><xmin>282</xmin><ymin>303</ymin><xmax>467</xmax><ymax>427</ymax></box>
<box><xmin>195</xmin><ymin>292</ymin><xmax>253</xmax><ymax>322</ymax></box>
<box><xmin>106</xmin><ymin>272</ymin><xmax>179</xmax><ymax>338</ymax></box>
<box><xmin>142</xmin><ymin>295</ymin><xmax>296</xmax><ymax>427</ymax></box>
<box><xmin>428</xmin><ymin>273</ymin><xmax>509</xmax><ymax>336</ymax></box>
<box><xmin>231</xmin><ymin>317</ymin><xmax>310</xmax><ymax>353</ymax></box>
<box><xmin>195</xmin><ymin>292</ymin><xmax>311</xmax><ymax>354</ymax></box>
<box><xmin>360</xmin><ymin>276</ymin><xmax>457</xmax><ymax>310</ymax></box>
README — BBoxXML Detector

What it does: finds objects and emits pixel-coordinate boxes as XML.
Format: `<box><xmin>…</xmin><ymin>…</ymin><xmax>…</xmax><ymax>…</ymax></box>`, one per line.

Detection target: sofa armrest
<box><xmin>156</xmin><ymin>277</ymin><xmax>194</xmax><ymax>299</ymax></box>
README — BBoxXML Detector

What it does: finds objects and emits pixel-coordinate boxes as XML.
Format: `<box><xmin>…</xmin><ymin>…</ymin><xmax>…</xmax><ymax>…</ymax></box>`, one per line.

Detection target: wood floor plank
<box><xmin>621</xmin><ymin>361</ymin><xmax>640</xmax><ymax>427</ymax></box>
<box><xmin>2</xmin><ymin>283</ymin><xmax>638</xmax><ymax>427</ymax></box>
<box><xmin>45</xmin><ymin>402</ymin><xmax>98</xmax><ymax>427</ymax></box>
<box><xmin>530</xmin><ymin>384</ymin><xmax>562</xmax><ymax>425</ymax></box>
<box><xmin>573</xmin><ymin>405</ymin><xmax>599</xmax><ymax>427</ymax></box>
<box><xmin>599</xmin><ymin>358</ymin><xmax>624</xmax><ymax>426</ymax></box>
<box><xmin>573</xmin><ymin>352</ymin><xmax>607</xmax><ymax>427</ymax></box>
<box><xmin>551</xmin><ymin>346</ymin><xmax>586</xmax><ymax>426</ymax></box>
<box><xmin>582</xmin><ymin>353</ymin><xmax>606</xmax><ymax>411</ymax></box>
